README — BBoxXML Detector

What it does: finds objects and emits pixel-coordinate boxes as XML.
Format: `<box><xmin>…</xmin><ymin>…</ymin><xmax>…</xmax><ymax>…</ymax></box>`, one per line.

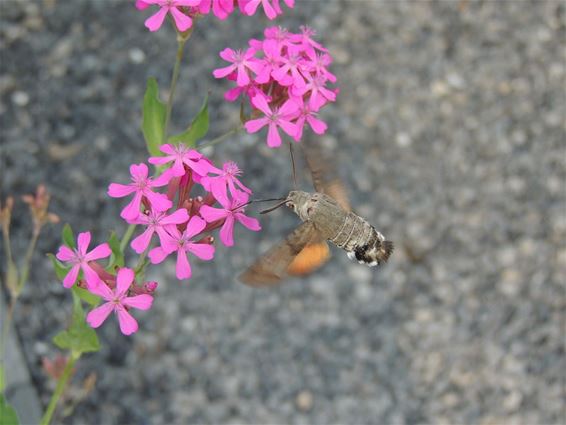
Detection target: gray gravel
<box><xmin>1</xmin><ymin>1</ymin><xmax>565</xmax><ymax>424</ymax></box>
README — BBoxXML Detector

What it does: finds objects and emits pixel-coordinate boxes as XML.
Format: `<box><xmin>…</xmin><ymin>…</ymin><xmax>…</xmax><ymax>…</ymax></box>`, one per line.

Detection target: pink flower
<box><xmin>86</xmin><ymin>268</ymin><xmax>153</xmax><ymax>336</ymax></box>
<box><xmin>56</xmin><ymin>232</ymin><xmax>111</xmax><ymax>288</ymax></box>
<box><xmin>271</xmin><ymin>45</ymin><xmax>307</xmax><ymax>88</ymax></box>
<box><xmin>253</xmin><ymin>39</ymin><xmax>282</xmax><ymax>84</ymax></box>
<box><xmin>294</xmin><ymin>74</ymin><xmax>337</xmax><ymax>110</ymax></box>
<box><xmin>292</xmin><ymin>97</ymin><xmax>328</xmax><ymax>141</ymax></box>
<box><xmin>200</xmin><ymin>193</ymin><xmax>261</xmax><ymax>247</ymax></box>
<box><xmin>213</xmin><ymin>48</ymin><xmax>263</xmax><ymax>87</ymax></box>
<box><xmin>148</xmin><ymin>144</ymin><xmax>215</xmax><ymax>178</ymax></box>
<box><xmin>108</xmin><ymin>163</ymin><xmax>172</xmax><ymax>221</ymax></box>
<box><xmin>290</xmin><ymin>25</ymin><xmax>328</xmax><ymax>55</ymax></box>
<box><xmin>137</xmin><ymin>0</ymin><xmax>200</xmax><ymax>32</ymax></box>
<box><xmin>201</xmin><ymin>161</ymin><xmax>251</xmax><ymax>204</ymax></box>
<box><xmin>244</xmin><ymin>96</ymin><xmax>298</xmax><ymax>148</ymax></box>
<box><xmin>242</xmin><ymin>0</ymin><xmax>293</xmax><ymax>20</ymax></box>
<box><xmin>130</xmin><ymin>208</ymin><xmax>190</xmax><ymax>254</ymax></box>
<box><xmin>148</xmin><ymin>216</ymin><xmax>215</xmax><ymax>280</ymax></box>
<box><xmin>196</xmin><ymin>0</ymin><xmax>235</xmax><ymax>18</ymax></box>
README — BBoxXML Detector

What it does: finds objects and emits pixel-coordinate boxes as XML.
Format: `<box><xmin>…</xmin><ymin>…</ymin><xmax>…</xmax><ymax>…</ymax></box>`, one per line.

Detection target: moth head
<box><xmin>286</xmin><ymin>191</ymin><xmax>311</xmax><ymax>219</ymax></box>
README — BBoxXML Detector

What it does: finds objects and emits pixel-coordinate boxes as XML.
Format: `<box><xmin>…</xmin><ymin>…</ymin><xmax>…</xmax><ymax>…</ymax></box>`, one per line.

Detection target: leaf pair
<box><xmin>142</xmin><ymin>77</ymin><xmax>209</xmax><ymax>156</ymax></box>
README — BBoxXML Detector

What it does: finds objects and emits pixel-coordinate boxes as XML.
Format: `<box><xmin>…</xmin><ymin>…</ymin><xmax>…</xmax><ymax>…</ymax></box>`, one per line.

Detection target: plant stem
<box><xmin>163</xmin><ymin>34</ymin><xmax>189</xmax><ymax>143</ymax></box>
<box><xmin>119</xmin><ymin>223</ymin><xmax>136</xmax><ymax>252</ymax></box>
<box><xmin>197</xmin><ymin>125</ymin><xmax>243</xmax><ymax>151</ymax></box>
<box><xmin>40</xmin><ymin>353</ymin><xmax>79</xmax><ymax>425</ymax></box>
<box><xmin>0</xmin><ymin>299</ymin><xmax>15</xmax><ymax>392</ymax></box>
<box><xmin>18</xmin><ymin>227</ymin><xmax>41</xmax><ymax>290</ymax></box>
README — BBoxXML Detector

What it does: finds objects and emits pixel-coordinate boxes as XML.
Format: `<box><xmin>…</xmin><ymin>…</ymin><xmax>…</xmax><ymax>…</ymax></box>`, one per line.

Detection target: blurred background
<box><xmin>1</xmin><ymin>0</ymin><xmax>565</xmax><ymax>424</ymax></box>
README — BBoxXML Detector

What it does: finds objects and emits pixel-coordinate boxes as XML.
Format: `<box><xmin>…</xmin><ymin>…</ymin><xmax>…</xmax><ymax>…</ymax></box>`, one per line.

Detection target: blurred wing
<box><xmin>239</xmin><ymin>221</ymin><xmax>319</xmax><ymax>287</ymax></box>
<box><xmin>287</xmin><ymin>236</ymin><xmax>330</xmax><ymax>276</ymax></box>
<box><xmin>303</xmin><ymin>139</ymin><xmax>351</xmax><ymax>211</ymax></box>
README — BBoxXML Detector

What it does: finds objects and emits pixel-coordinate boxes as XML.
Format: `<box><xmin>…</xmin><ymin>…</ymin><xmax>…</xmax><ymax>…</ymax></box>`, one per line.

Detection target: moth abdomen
<box><xmin>350</xmin><ymin>239</ymin><xmax>394</xmax><ymax>267</ymax></box>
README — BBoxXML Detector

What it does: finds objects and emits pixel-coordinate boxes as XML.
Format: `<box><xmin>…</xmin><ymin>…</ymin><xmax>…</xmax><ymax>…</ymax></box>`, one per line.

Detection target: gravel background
<box><xmin>1</xmin><ymin>1</ymin><xmax>565</xmax><ymax>424</ymax></box>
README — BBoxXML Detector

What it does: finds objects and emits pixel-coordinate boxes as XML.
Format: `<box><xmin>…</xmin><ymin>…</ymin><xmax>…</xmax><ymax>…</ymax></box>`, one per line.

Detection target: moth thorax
<box><xmin>286</xmin><ymin>190</ymin><xmax>312</xmax><ymax>221</ymax></box>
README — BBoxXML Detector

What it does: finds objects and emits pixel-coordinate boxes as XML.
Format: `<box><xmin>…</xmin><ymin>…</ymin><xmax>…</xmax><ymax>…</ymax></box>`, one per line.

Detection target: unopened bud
<box><xmin>144</xmin><ymin>281</ymin><xmax>158</xmax><ymax>293</ymax></box>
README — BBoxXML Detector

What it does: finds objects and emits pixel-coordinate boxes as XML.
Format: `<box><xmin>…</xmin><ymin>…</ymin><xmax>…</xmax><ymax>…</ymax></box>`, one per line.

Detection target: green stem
<box><xmin>163</xmin><ymin>35</ymin><xmax>189</xmax><ymax>143</ymax></box>
<box><xmin>18</xmin><ymin>227</ymin><xmax>41</xmax><ymax>290</ymax></box>
<box><xmin>0</xmin><ymin>299</ymin><xmax>15</xmax><ymax>392</ymax></box>
<box><xmin>197</xmin><ymin>125</ymin><xmax>243</xmax><ymax>151</ymax></box>
<box><xmin>40</xmin><ymin>353</ymin><xmax>79</xmax><ymax>425</ymax></box>
<box><xmin>119</xmin><ymin>223</ymin><xmax>136</xmax><ymax>252</ymax></box>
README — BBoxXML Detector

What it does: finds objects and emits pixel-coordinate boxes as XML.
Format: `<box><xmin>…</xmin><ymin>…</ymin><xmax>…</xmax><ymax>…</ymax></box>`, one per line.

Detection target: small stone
<box><xmin>129</xmin><ymin>48</ymin><xmax>146</xmax><ymax>64</ymax></box>
<box><xmin>396</xmin><ymin>132</ymin><xmax>412</xmax><ymax>147</ymax></box>
<box><xmin>295</xmin><ymin>390</ymin><xmax>314</xmax><ymax>412</ymax></box>
<box><xmin>12</xmin><ymin>91</ymin><xmax>29</xmax><ymax>106</ymax></box>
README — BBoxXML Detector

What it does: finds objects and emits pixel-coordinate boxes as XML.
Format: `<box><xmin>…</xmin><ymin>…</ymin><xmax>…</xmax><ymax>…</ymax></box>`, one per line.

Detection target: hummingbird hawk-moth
<box><xmin>239</xmin><ymin>141</ymin><xmax>393</xmax><ymax>287</ymax></box>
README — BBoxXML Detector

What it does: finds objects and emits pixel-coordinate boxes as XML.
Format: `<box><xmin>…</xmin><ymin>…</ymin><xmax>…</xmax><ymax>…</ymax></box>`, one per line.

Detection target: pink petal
<box><xmin>244</xmin><ymin>117</ymin><xmax>269</xmax><ymax>134</ymax></box>
<box><xmin>86</xmin><ymin>302</ymin><xmax>114</xmax><ymax>328</ymax></box>
<box><xmin>85</xmin><ymin>243</ymin><xmax>111</xmax><ymax>261</ymax></box>
<box><xmin>262</xmin><ymin>0</ymin><xmax>278</xmax><ymax>19</ymax></box>
<box><xmin>87</xmin><ymin>280</ymin><xmax>114</xmax><ymax>300</ymax></box>
<box><xmin>219</xmin><ymin>47</ymin><xmax>235</xmax><ymax>62</ymax></box>
<box><xmin>108</xmin><ymin>183</ymin><xmax>136</xmax><ymax>198</ymax></box>
<box><xmin>122</xmin><ymin>294</ymin><xmax>153</xmax><ymax>310</ymax></box>
<box><xmin>176</xmin><ymin>250</ymin><xmax>192</xmax><ymax>279</ymax></box>
<box><xmin>136</xmin><ymin>0</ymin><xmax>151</xmax><ymax>10</ymax></box>
<box><xmin>250</xmin><ymin>94</ymin><xmax>272</xmax><ymax>116</ymax></box>
<box><xmin>219</xmin><ymin>215</ymin><xmax>235</xmax><ymax>246</ymax></box>
<box><xmin>184</xmin><ymin>215</ymin><xmax>207</xmax><ymax>239</ymax></box>
<box><xmin>145</xmin><ymin>6</ymin><xmax>169</xmax><ymax>32</ymax></box>
<box><xmin>82</xmin><ymin>264</ymin><xmax>103</xmax><ymax>288</ymax></box>
<box><xmin>244</xmin><ymin>0</ymin><xmax>261</xmax><ymax>15</ymax></box>
<box><xmin>170</xmin><ymin>7</ymin><xmax>192</xmax><ymax>32</ymax></box>
<box><xmin>213</xmin><ymin>64</ymin><xmax>237</xmax><ymax>79</ymax></box>
<box><xmin>116</xmin><ymin>267</ymin><xmax>135</xmax><ymax>297</ymax></box>
<box><xmin>199</xmin><ymin>205</ymin><xmax>228</xmax><ymax>223</ymax></box>
<box><xmin>147</xmin><ymin>156</ymin><xmax>171</xmax><ymax>166</ymax></box>
<box><xmin>294</xmin><ymin>116</ymin><xmax>306</xmax><ymax>141</ymax></box>
<box><xmin>279</xmin><ymin>98</ymin><xmax>299</xmax><ymax>116</ymax></box>
<box><xmin>120</xmin><ymin>191</ymin><xmax>143</xmax><ymax>221</ymax></box>
<box><xmin>144</xmin><ymin>190</ymin><xmax>172</xmax><ymax>212</ymax></box>
<box><xmin>77</xmin><ymin>232</ymin><xmax>91</xmax><ymax>255</ymax></box>
<box><xmin>161</xmin><ymin>208</ymin><xmax>189</xmax><ymax>225</ymax></box>
<box><xmin>307</xmin><ymin>115</ymin><xmax>327</xmax><ymax>134</ymax></box>
<box><xmin>236</xmin><ymin>67</ymin><xmax>251</xmax><ymax>87</ymax></box>
<box><xmin>235</xmin><ymin>213</ymin><xmax>261</xmax><ymax>231</ymax></box>
<box><xmin>174</xmin><ymin>0</ymin><xmax>201</xmax><ymax>6</ymax></box>
<box><xmin>56</xmin><ymin>245</ymin><xmax>75</xmax><ymax>262</ymax></box>
<box><xmin>278</xmin><ymin>119</ymin><xmax>297</xmax><ymax>138</ymax></box>
<box><xmin>131</xmin><ymin>227</ymin><xmax>155</xmax><ymax>254</ymax></box>
<box><xmin>187</xmin><ymin>243</ymin><xmax>215</xmax><ymax>260</ymax></box>
<box><xmin>62</xmin><ymin>264</ymin><xmax>80</xmax><ymax>288</ymax></box>
<box><xmin>266</xmin><ymin>123</ymin><xmax>282</xmax><ymax>148</ymax></box>
<box><xmin>149</xmin><ymin>246</ymin><xmax>170</xmax><ymax>264</ymax></box>
<box><xmin>151</xmin><ymin>171</ymin><xmax>173</xmax><ymax>187</ymax></box>
<box><xmin>116</xmin><ymin>307</ymin><xmax>139</xmax><ymax>335</ymax></box>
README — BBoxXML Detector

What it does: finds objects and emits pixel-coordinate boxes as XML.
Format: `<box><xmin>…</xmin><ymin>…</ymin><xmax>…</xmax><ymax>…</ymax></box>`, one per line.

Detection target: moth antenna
<box><xmin>289</xmin><ymin>142</ymin><xmax>297</xmax><ymax>190</ymax></box>
<box><xmin>259</xmin><ymin>199</ymin><xmax>288</xmax><ymax>214</ymax></box>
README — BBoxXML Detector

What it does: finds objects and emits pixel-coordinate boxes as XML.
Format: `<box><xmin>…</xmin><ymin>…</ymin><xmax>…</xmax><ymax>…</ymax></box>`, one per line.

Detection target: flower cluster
<box><xmin>136</xmin><ymin>0</ymin><xmax>295</xmax><ymax>32</ymax></box>
<box><xmin>213</xmin><ymin>26</ymin><xmax>337</xmax><ymax>147</ymax></box>
<box><xmin>55</xmin><ymin>144</ymin><xmax>260</xmax><ymax>334</ymax></box>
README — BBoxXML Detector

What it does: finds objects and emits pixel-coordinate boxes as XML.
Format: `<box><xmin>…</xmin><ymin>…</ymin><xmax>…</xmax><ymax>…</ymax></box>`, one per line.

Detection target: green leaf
<box><xmin>62</xmin><ymin>224</ymin><xmax>75</xmax><ymax>249</ymax></box>
<box><xmin>53</xmin><ymin>291</ymin><xmax>100</xmax><ymax>355</ymax></box>
<box><xmin>72</xmin><ymin>286</ymin><xmax>100</xmax><ymax>308</ymax></box>
<box><xmin>168</xmin><ymin>94</ymin><xmax>209</xmax><ymax>147</ymax></box>
<box><xmin>142</xmin><ymin>77</ymin><xmax>166</xmax><ymax>156</ymax></box>
<box><xmin>0</xmin><ymin>394</ymin><xmax>19</xmax><ymax>425</ymax></box>
<box><xmin>47</xmin><ymin>253</ymin><xmax>70</xmax><ymax>281</ymax></box>
<box><xmin>106</xmin><ymin>231</ymin><xmax>124</xmax><ymax>270</ymax></box>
